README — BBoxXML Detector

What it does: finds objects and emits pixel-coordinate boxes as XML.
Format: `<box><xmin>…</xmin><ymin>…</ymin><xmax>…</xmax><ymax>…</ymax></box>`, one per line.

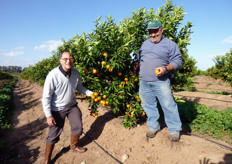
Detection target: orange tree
<box><xmin>21</xmin><ymin>0</ymin><xmax>196</xmax><ymax>128</ymax></box>
<box><xmin>207</xmin><ymin>48</ymin><xmax>232</xmax><ymax>86</ymax></box>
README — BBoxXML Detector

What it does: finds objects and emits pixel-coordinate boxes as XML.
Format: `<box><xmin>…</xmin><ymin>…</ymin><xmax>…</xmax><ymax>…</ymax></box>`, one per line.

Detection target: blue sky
<box><xmin>0</xmin><ymin>0</ymin><xmax>231</xmax><ymax>71</ymax></box>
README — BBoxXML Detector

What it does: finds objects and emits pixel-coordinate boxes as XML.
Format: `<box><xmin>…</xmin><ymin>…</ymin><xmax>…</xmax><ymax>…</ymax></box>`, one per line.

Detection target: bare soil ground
<box><xmin>173</xmin><ymin>76</ymin><xmax>232</xmax><ymax>111</ymax></box>
<box><xmin>0</xmin><ymin>75</ymin><xmax>232</xmax><ymax>164</ymax></box>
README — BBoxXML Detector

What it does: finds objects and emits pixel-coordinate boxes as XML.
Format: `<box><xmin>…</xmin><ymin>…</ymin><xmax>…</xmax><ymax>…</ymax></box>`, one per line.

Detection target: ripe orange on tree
<box><xmin>91</xmin><ymin>94</ymin><xmax>96</xmax><ymax>100</ymax></box>
<box><xmin>105</xmin><ymin>101</ymin><xmax>109</xmax><ymax>105</ymax></box>
<box><xmin>118</xmin><ymin>72</ymin><xmax>122</xmax><ymax>76</ymax></box>
<box><xmin>106</xmin><ymin>65</ymin><xmax>111</xmax><ymax>69</ymax></box>
<box><xmin>103</xmin><ymin>95</ymin><xmax>107</xmax><ymax>99</ymax></box>
<box><xmin>126</xmin><ymin>104</ymin><xmax>130</xmax><ymax>108</ymax></box>
<box><xmin>109</xmin><ymin>69</ymin><xmax>113</xmax><ymax>72</ymax></box>
<box><xmin>92</xmin><ymin>69</ymin><xmax>97</xmax><ymax>74</ymax></box>
<box><xmin>94</xmin><ymin>92</ymin><xmax>99</xmax><ymax>96</ymax></box>
<box><xmin>101</xmin><ymin>61</ymin><xmax>106</xmax><ymax>66</ymax></box>
<box><xmin>103</xmin><ymin>52</ymin><xmax>108</xmax><ymax>56</ymax></box>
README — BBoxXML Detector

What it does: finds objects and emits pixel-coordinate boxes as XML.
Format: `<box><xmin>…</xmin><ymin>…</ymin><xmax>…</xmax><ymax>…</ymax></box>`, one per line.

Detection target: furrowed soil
<box><xmin>0</xmin><ymin>75</ymin><xmax>232</xmax><ymax>164</ymax></box>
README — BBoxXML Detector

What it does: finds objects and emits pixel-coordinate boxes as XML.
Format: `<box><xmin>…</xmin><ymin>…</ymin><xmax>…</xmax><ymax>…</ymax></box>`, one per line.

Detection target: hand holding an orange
<box><xmin>155</xmin><ymin>68</ymin><xmax>160</xmax><ymax>75</ymax></box>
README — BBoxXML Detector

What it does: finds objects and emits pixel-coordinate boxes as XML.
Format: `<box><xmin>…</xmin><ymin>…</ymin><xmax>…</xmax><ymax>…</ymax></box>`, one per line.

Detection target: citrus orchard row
<box><xmin>207</xmin><ymin>49</ymin><xmax>232</xmax><ymax>86</ymax></box>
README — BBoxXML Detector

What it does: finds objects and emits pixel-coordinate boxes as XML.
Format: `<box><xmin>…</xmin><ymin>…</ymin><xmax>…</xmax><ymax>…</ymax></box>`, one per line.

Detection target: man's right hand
<box><xmin>131</xmin><ymin>61</ymin><xmax>139</xmax><ymax>74</ymax></box>
<box><xmin>47</xmin><ymin>116</ymin><xmax>56</xmax><ymax>126</ymax></box>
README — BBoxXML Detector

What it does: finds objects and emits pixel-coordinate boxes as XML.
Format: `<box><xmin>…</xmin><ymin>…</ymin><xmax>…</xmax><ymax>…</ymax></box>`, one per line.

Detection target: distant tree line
<box><xmin>0</xmin><ymin>66</ymin><xmax>27</xmax><ymax>73</ymax></box>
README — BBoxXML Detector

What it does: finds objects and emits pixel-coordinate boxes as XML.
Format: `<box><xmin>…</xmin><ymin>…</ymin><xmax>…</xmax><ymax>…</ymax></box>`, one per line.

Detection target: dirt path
<box><xmin>1</xmin><ymin>76</ymin><xmax>232</xmax><ymax>164</ymax></box>
<box><xmin>173</xmin><ymin>76</ymin><xmax>232</xmax><ymax>111</ymax></box>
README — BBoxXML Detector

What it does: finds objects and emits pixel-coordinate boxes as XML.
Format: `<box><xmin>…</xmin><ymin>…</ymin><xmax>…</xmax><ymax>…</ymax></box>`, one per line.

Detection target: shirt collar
<box><xmin>59</xmin><ymin>65</ymin><xmax>71</xmax><ymax>77</ymax></box>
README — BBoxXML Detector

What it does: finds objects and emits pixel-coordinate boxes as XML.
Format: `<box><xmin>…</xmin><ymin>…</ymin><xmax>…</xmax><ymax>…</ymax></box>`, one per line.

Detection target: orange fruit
<box><xmin>126</xmin><ymin>104</ymin><xmax>130</xmax><ymax>108</ymax></box>
<box><xmin>97</xmin><ymin>96</ymin><xmax>101</xmax><ymax>101</ymax></box>
<box><xmin>117</xmin><ymin>72</ymin><xmax>122</xmax><ymax>76</ymax></box>
<box><xmin>155</xmin><ymin>69</ymin><xmax>160</xmax><ymax>75</ymax></box>
<box><xmin>103</xmin><ymin>52</ymin><xmax>108</xmax><ymax>56</ymax></box>
<box><xmin>101</xmin><ymin>61</ymin><xmax>106</xmax><ymax>65</ymax></box>
<box><xmin>91</xmin><ymin>94</ymin><xmax>96</xmax><ymax>100</ymax></box>
<box><xmin>97</xmin><ymin>73</ymin><xmax>101</xmax><ymax>77</ymax></box>
<box><xmin>142</xmin><ymin>112</ymin><xmax>146</xmax><ymax>116</ymax></box>
<box><xmin>103</xmin><ymin>95</ymin><xmax>107</xmax><ymax>99</ymax></box>
<box><xmin>106</xmin><ymin>65</ymin><xmax>110</xmax><ymax>69</ymax></box>
<box><xmin>109</xmin><ymin>69</ymin><xmax>113</xmax><ymax>72</ymax></box>
<box><xmin>119</xmin><ymin>84</ymin><xmax>123</xmax><ymax>88</ymax></box>
<box><xmin>94</xmin><ymin>98</ymin><xmax>99</xmax><ymax>102</ymax></box>
<box><xmin>100</xmin><ymin>100</ymin><xmax>104</xmax><ymax>104</ymax></box>
<box><xmin>103</xmin><ymin>101</ymin><xmax>106</xmax><ymax>105</ymax></box>
<box><xmin>124</xmin><ymin>78</ymin><xmax>128</xmax><ymax>81</ymax></box>
<box><xmin>92</xmin><ymin>69</ymin><xmax>97</xmax><ymax>74</ymax></box>
<box><xmin>84</xmin><ymin>68</ymin><xmax>88</xmax><ymax>72</ymax></box>
<box><xmin>94</xmin><ymin>92</ymin><xmax>98</xmax><ymax>96</ymax></box>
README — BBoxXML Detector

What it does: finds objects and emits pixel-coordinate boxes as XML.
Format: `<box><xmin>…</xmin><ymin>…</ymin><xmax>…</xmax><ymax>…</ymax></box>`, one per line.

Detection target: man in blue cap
<box><xmin>138</xmin><ymin>20</ymin><xmax>182</xmax><ymax>141</ymax></box>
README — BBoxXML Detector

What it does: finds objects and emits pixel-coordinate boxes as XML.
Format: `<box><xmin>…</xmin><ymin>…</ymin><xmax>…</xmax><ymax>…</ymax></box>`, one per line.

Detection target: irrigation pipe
<box><xmin>83</xmin><ymin>131</ymin><xmax>123</xmax><ymax>164</ymax></box>
<box><xmin>186</xmin><ymin>132</ymin><xmax>232</xmax><ymax>151</ymax></box>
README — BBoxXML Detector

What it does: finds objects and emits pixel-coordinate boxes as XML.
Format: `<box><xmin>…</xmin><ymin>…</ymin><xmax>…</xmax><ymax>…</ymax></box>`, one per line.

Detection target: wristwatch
<box><xmin>164</xmin><ymin>66</ymin><xmax>169</xmax><ymax>74</ymax></box>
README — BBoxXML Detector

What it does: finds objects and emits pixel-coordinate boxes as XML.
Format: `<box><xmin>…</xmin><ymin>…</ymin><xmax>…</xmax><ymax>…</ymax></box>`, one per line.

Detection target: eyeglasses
<box><xmin>62</xmin><ymin>58</ymin><xmax>75</xmax><ymax>62</ymax></box>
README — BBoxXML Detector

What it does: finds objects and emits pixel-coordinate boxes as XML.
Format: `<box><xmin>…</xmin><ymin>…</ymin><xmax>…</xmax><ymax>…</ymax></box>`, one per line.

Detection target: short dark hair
<box><xmin>60</xmin><ymin>50</ymin><xmax>71</xmax><ymax>59</ymax></box>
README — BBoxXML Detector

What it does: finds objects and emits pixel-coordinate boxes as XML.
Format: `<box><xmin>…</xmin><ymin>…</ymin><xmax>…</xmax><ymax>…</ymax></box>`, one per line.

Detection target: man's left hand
<box><xmin>156</xmin><ymin>67</ymin><xmax>166</xmax><ymax>77</ymax></box>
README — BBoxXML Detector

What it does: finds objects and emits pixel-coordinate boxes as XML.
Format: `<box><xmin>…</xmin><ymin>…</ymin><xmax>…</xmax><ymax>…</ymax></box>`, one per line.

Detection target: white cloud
<box><xmin>0</xmin><ymin>47</ymin><xmax>24</xmax><ymax>56</ymax></box>
<box><xmin>34</xmin><ymin>40</ymin><xmax>63</xmax><ymax>52</ymax></box>
<box><xmin>194</xmin><ymin>51</ymin><xmax>227</xmax><ymax>70</ymax></box>
<box><xmin>222</xmin><ymin>36</ymin><xmax>232</xmax><ymax>44</ymax></box>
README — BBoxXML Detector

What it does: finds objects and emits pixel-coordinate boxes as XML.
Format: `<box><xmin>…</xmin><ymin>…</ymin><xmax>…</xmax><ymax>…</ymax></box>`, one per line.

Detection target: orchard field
<box><xmin>0</xmin><ymin>0</ymin><xmax>232</xmax><ymax>163</ymax></box>
<box><xmin>21</xmin><ymin>0</ymin><xmax>197</xmax><ymax>128</ymax></box>
<box><xmin>0</xmin><ymin>76</ymin><xmax>231</xmax><ymax>164</ymax></box>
